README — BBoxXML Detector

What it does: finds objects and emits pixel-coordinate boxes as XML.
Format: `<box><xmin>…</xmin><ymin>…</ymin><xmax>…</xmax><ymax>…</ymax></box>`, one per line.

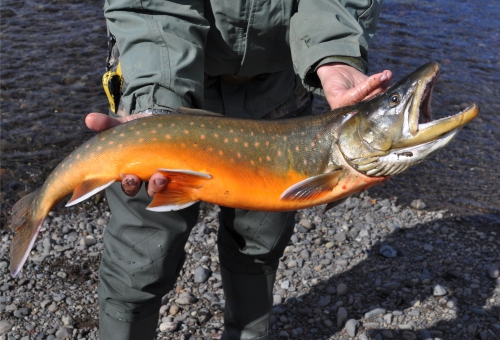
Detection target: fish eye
<box><xmin>389</xmin><ymin>93</ymin><xmax>401</xmax><ymax>106</ymax></box>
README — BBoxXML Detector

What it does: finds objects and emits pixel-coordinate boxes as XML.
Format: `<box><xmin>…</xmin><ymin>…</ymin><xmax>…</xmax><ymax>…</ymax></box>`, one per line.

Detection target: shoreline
<box><xmin>1</xmin><ymin>193</ymin><xmax>499</xmax><ymax>339</ymax></box>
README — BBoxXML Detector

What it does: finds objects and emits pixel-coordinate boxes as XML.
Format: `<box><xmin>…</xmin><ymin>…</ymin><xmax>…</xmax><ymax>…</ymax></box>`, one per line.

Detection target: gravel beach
<box><xmin>1</xmin><ymin>192</ymin><xmax>499</xmax><ymax>340</ymax></box>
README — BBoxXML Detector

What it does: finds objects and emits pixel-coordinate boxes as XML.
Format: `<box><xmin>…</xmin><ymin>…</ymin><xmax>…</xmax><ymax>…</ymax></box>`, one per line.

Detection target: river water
<box><xmin>1</xmin><ymin>0</ymin><xmax>499</xmax><ymax>226</ymax></box>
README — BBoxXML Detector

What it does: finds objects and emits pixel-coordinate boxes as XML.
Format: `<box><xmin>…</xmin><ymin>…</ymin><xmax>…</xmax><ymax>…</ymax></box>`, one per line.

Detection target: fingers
<box><xmin>146</xmin><ymin>173</ymin><xmax>169</xmax><ymax>198</ymax></box>
<box><xmin>120</xmin><ymin>172</ymin><xmax>168</xmax><ymax>198</ymax></box>
<box><xmin>351</xmin><ymin>70</ymin><xmax>393</xmax><ymax>103</ymax></box>
<box><xmin>121</xmin><ymin>174</ymin><xmax>142</xmax><ymax>196</ymax></box>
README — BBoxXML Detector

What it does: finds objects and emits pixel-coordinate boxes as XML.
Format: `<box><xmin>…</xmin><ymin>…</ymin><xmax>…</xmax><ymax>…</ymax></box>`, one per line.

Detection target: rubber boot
<box><xmin>220</xmin><ymin>266</ymin><xmax>277</xmax><ymax>340</ymax></box>
<box><xmin>99</xmin><ymin>299</ymin><xmax>158</xmax><ymax>340</ymax></box>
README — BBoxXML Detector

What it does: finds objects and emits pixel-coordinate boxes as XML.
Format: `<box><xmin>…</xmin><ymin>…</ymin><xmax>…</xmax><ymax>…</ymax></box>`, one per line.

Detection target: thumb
<box><xmin>85</xmin><ymin>112</ymin><xmax>124</xmax><ymax>132</ymax></box>
<box><xmin>85</xmin><ymin>112</ymin><xmax>152</xmax><ymax>132</ymax></box>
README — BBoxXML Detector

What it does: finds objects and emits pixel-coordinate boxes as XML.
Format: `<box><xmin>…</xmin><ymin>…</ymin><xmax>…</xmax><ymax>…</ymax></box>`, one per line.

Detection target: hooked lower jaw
<box><xmin>393</xmin><ymin>62</ymin><xmax>478</xmax><ymax>149</ymax></box>
<box><xmin>394</xmin><ymin>103</ymin><xmax>479</xmax><ymax>148</ymax></box>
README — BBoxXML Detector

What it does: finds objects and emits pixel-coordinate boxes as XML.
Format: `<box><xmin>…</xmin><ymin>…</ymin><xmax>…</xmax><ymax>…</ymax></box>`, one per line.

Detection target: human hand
<box><xmin>85</xmin><ymin>112</ymin><xmax>168</xmax><ymax>198</ymax></box>
<box><xmin>316</xmin><ymin>63</ymin><xmax>392</xmax><ymax>110</ymax></box>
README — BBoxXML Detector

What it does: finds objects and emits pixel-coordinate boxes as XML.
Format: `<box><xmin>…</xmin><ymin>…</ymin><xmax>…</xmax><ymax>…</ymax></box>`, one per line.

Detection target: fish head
<box><xmin>338</xmin><ymin>61</ymin><xmax>479</xmax><ymax>177</ymax></box>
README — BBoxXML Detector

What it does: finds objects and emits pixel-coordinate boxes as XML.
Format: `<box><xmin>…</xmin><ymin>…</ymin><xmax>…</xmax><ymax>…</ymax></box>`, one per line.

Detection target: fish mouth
<box><xmin>394</xmin><ymin>62</ymin><xmax>479</xmax><ymax>148</ymax></box>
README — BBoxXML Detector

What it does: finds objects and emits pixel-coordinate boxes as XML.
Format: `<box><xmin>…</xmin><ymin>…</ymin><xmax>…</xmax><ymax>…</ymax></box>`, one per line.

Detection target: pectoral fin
<box><xmin>280</xmin><ymin>170</ymin><xmax>345</xmax><ymax>202</ymax></box>
<box><xmin>147</xmin><ymin>169</ymin><xmax>212</xmax><ymax>212</ymax></box>
<box><xmin>66</xmin><ymin>178</ymin><xmax>115</xmax><ymax>207</ymax></box>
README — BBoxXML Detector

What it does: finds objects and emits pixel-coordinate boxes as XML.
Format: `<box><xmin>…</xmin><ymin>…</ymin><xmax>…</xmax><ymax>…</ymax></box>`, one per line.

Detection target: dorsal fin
<box><xmin>174</xmin><ymin>107</ymin><xmax>224</xmax><ymax>117</ymax></box>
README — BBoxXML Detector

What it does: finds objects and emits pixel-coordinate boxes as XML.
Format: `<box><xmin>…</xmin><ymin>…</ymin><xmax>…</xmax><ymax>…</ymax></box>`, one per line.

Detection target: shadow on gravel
<box><xmin>274</xmin><ymin>214</ymin><xmax>500</xmax><ymax>339</ymax></box>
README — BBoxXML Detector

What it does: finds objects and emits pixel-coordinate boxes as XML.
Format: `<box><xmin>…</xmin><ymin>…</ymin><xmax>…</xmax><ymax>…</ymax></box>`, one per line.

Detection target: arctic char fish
<box><xmin>9</xmin><ymin>62</ymin><xmax>479</xmax><ymax>276</ymax></box>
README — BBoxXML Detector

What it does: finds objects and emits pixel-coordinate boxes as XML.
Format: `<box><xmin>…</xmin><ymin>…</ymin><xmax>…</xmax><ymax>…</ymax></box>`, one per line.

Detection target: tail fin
<box><xmin>9</xmin><ymin>189</ymin><xmax>44</xmax><ymax>277</ymax></box>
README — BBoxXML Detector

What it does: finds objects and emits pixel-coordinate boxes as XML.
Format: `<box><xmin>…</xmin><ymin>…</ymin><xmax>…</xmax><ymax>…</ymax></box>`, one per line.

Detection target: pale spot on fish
<box><xmin>201</xmin><ymin>135</ymin><xmax>205</xmax><ymax>139</ymax></box>
<box><xmin>151</xmin><ymin>130</ymin><xmax>157</xmax><ymax>134</ymax></box>
<box><xmin>119</xmin><ymin>144</ymin><xmax>123</xmax><ymax>148</ymax></box>
<box><xmin>171</xmin><ymin>123</ymin><xmax>176</xmax><ymax>127</ymax></box>
<box><xmin>234</xmin><ymin>138</ymin><xmax>238</xmax><ymax>143</ymax></box>
<box><xmin>139</xmin><ymin>138</ymin><xmax>144</xmax><ymax>142</ymax></box>
<box><xmin>109</xmin><ymin>141</ymin><xmax>114</xmax><ymax>145</ymax></box>
<box><xmin>101</xmin><ymin>137</ymin><xmax>106</xmax><ymax>141</ymax></box>
<box><xmin>259</xmin><ymin>157</ymin><xmax>262</xmax><ymax>162</ymax></box>
<box><xmin>237</xmin><ymin>152</ymin><xmax>241</xmax><ymax>158</ymax></box>
<box><xmin>166</xmin><ymin>135</ymin><xmax>171</xmax><ymax>139</ymax></box>
<box><xmin>86</xmin><ymin>144</ymin><xmax>90</xmax><ymax>148</ymax></box>
<box><xmin>266</xmin><ymin>156</ymin><xmax>271</xmax><ymax>161</ymax></box>
<box><xmin>244</xmin><ymin>142</ymin><xmax>249</xmax><ymax>147</ymax></box>
<box><xmin>153</xmin><ymin>137</ymin><xmax>157</xmax><ymax>141</ymax></box>
<box><xmin>76</xmin><ymin>154</ymin><xmax>80</xmax><ymax>159</ymax></box>
<box><xmin>209</xmin><ymin>147</ymin><xmax>213</xmax><ymax>151</ymax></box>
<box><xmin>190</xmin><ymin>122</ymin><xmax>194</xmax><ymax>126</ymax></box>
<box><xmin>250</xmin><ymin>160</ymin><xmax>255</xmax><ymax>165</ymax></box>
<box><xmin>283</xmin><ymin>136</ymin><xmax>287</xmax><ymax>141</ymax></box>
<box><xmin>181</xmin><ymin>143</ymin><xmax>186</xmax><ymax>147</ymax></box>
<box><xmin>304</xmin><ymin>160</ymin><xmax>307</xmax><ymax>165</ymax></box>
<box><xmin>142</xmin><ymin>122</ymin><xmax>147</xmax><ymax>126</ymax></box>
<box><xmin>184</xmin><ymin>130</ymin><xmax>189</xmax><ymax>134</ymax></box>
<box><xmin>277</xmin><ymin>151</ymin><xmax>282</xmax><ymax>157</ymax></box>
<box><xmin>240</xmin><ymin>129</ymin><xmax>244</xmax><ymax>132</ymax></box>
<box><xmin>158</xmin><ymin>123</ymin><xmax>163</xmax><ymax>127</ymax></box>
<box><xmin>112</xmin><ymin>130</ymin><xmax>117</xmax><ymax>134</ymax></box>
<box><xmin>136</xmin><ymin>131</ymin><xmax>140</xmax><ymax>135</ymax></box>
<box><xmin>120</xmin><ymin>133</ymin><xmax>125</xmax><ymax>137</ymax></box>
<box><xmin>214</xmin><ymin>133</ymin><xmax>219</xmax><ymax>138</ymax></box>
<box><xmin>201</xmin><ymin>124</ymin><xmax>205</xmax><ymax>127</ymax></box>
<box><xmin>251</xmin><ymin>132</ymin><xmax>254</xmax><ymax>136</ymax></box>
<box><xmin>219</xmin><ymin>151</ymin><xmax>223</xmax><ymax>156</ymax></box>
<box><xmin>266</xmin><ymin>141</ymin><xmax>269</xmax><ymax>146</ymax></box>
<box><xmin>224</xmin><ymin>138</ymin><xmax>228</xmax><ymax>143</ymax></box>
<box><xmin>295</xmin><ymin>146</ymin><xmax>299</xmax><ymax>151</ymax></box>
<box><xmin>230</xmin><ymin>129</ymin><xmax>234</xmax><ymax>133</ymax></box>
<box><xmin>255</xmin><ymin>142</ymin><xmax>259</xmax><ymax>147</ymax></box>
<box><xmin>98</xmin><ymin>146</ymin><xmax>102</xmax><ymax>150</ymax></box>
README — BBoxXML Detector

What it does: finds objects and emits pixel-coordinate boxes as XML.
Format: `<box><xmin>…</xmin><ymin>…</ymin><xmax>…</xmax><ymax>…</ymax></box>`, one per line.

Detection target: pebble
<box><xmin>488</xmin><ymin>264</ymin><xmax>499</xmax><ymax>278</ymax></box>
<box><xmin>159</xmin><ymin>322</ymin><xmax>177</xmax><ymax>332</ymax></box>
<box><xmin>433</xmin><ymin>284</ymin><xmax>447</xmax><ymax>296</ymax></box>
<box><xmin>336</xmin><ymin>283</ymin><xmax>348</xmax><ymax>296</ymax></box>
<box><xmin>364</xmin><ymin>308</ymin><xmax>386</xmax><ymax>319</ymax></box>
<box><xmin>317</xmin><ymin>295</ymin><xmax>331</xmax><ymax>307</ymax></box>
<box><xmin>55</xmin><ymin>327</ymin><xmax>73</xmax><ymax>339</ymax></box>
<box><xmin>0</xmin><ymin>320</ymin><xmax>13</xmax><ymax>335</ymax></box>
<box><xmin>410</xmin><ymin>199</ymin><xmax>426</xmax><ymax>210</ymax></box>
<box><xmin>344</xmin><ymin>319</ymin><xmax>359</xmax><ymax>337</ymax></box>
<box><xmin>337</xmin><ymin>307</ymin><xmax>347</xmax><ymax>327</ymax></box>
<box><xmin>193</xmin><ymin>266</ymin><xmax>211</xmax><ymax>283</ymax></box>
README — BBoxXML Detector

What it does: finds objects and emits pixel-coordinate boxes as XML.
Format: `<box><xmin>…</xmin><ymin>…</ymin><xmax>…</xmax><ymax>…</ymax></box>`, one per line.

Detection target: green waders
<box><xmin>98</xmin><ymin>62</ymin><xmax>314</xmax><ymax>339</ymax></box>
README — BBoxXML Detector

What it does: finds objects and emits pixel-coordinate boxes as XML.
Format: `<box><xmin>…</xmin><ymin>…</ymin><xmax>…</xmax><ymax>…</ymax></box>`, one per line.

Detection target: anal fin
<box><xmin>147</xmin><ymin>169</ymin><xmax>211</xmax><ymax>212</ymax></box>
<box><xmin>65</xmin><ymin>178</ymin><xmax>115</xmax><ymax>207</ymax></box>
<box><xmin>280</xmin><ymin>170</ymin><xmax>345</xmax><ymax>202</ymax></box>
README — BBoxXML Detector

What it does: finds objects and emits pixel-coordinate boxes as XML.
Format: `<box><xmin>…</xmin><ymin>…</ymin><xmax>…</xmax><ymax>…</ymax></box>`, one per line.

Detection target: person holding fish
<box><xmin>86</xmin><ymin>0</ymin><xmax>392</xmax><ymax>339</ymax></box>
